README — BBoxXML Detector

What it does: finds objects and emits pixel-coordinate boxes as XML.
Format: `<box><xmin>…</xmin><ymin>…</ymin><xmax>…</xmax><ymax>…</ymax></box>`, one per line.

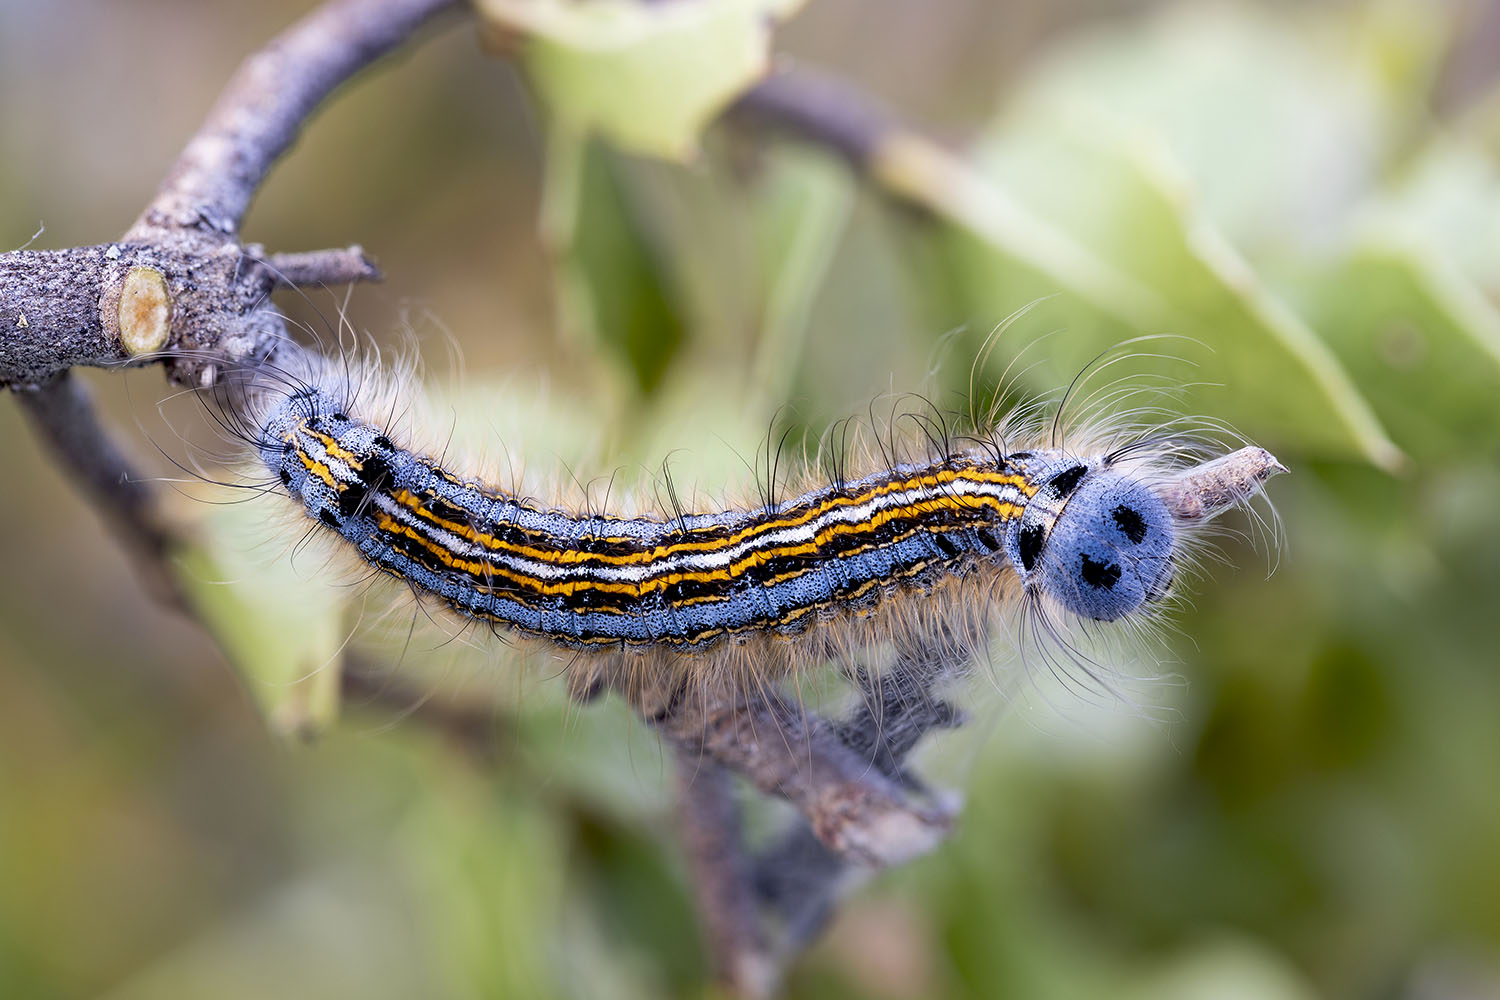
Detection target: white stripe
<box><xmin>370</xmin><ymin>475</ymin><xmax>1026</xmax><ymax>585</ymax></box>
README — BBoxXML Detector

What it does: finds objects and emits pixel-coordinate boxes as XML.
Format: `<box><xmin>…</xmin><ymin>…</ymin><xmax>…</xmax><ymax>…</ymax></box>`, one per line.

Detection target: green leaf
<box><xmin>746</xmin><ymin>147</ymin><xmax>856</xmax><ymax>408</ymax></box>
<box><xmin>479</xmin><ymin>0</ymin><xmax>806</xmax><ymax>161</ymax></box>
<box><xmin>1358</xmin><ymin>135</ymin><xmax>1500</xmax><ymax>295</ymax></box>
<box><xmin>565</xmin><ymin>142</ymin><xmax>859</xmax><ymax>419</ymax></box>
<box><xmin>898</xmin><ymin>0</ymin><xmax>1424</xmax><ymax>467</ymax></box>
<box><xmin>174</xmin><ymin>503</ymin><xmax>347</xmax><ymax>741</ymax></box>
<box><xmin>1005</xmin><ymin>2</ymin><xmax>1408</xmax><ymax>252</ymax></box>
<box><xmin>541</xmin><ymin>129</ymin><xmax>687</xmax><ymax>395</ymax></box>
<box><xmin>938</xmin><ymin>122</ymin><xmax>1400</xmax><ymax>468</ymax></box>
<box><xmin>1288</xmin><ymin>236</ymin><xmax>1500</xmax><ymax>458</ymax></box>
<box><xmin>1280</xmin><ymin>130</ymin><xmax>1500</xmax><ymax>458</ymax></box>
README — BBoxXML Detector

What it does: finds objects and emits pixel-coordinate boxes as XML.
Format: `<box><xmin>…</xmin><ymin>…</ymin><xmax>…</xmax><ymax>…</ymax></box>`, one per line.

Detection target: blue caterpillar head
<box><xmin>1005</xmin><ymin>461</ymin><xmax>1175</xmax><ymax>622</ymax></box>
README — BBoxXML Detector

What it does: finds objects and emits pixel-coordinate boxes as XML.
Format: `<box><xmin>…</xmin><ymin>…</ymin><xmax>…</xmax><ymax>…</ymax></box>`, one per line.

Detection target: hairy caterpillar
<box><xmin>206</xmin><ymin>339</ymin><xmax>1284</xmax><ymax>714</ymax></box>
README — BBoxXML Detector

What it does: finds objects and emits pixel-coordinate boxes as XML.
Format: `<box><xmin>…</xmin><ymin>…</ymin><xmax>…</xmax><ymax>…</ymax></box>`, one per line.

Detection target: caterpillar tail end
<box><xmin>1160</xmin><ymin>446</ymin><xmax>1287</xmax><ymax>523</ymax></box>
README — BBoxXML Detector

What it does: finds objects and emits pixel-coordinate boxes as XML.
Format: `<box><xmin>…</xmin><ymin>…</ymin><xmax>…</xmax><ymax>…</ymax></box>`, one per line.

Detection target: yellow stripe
<box><xmin>394</xmin><ymin>466</ymin><xmax>1033</xmax><ymax>567</ymax></box>
<box><xmin>296</xmin><ymin>449</ymin><xmax>338</xmax><ymax>490</ymax></box>
<box><xmin>377</xmin><ymin>493</ymin><xmax>1021</xmax><ymax>600</ymax></box>
<box><xmin>305</xmin><ymin>426</ymin><xmax>365</xmax><ymax>471</ymax></box>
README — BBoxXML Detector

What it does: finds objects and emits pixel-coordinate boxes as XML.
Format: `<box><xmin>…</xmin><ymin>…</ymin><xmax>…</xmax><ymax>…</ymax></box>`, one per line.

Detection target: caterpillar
<box><xmin>208</xmin><ymin>339</ymin><xmax>1284</xmax><ymax>712</ymax></box>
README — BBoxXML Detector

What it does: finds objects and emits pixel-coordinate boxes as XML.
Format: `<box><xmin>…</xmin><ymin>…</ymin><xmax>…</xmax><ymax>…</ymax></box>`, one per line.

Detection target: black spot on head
<box><xmin>372</xmin><ymin>434</ymin><xmax>394</xmax><ymax>451</ymax></box>
<box><xmin>1048</xmin><ymin>464</ymin><xmax>1088</xmax><ymax>498</ymax></box>
<box><xmin>318</xmin><ymin>508</ymin><xmax>342</xmax><ymax>530</ymax></box>
<box><xmin>1112</xmin><ymin>504</ymin><xmax>1148</xmax><ymax>544</ymax></box>
<box><xmin>332</xmin><ymin>412</ymin><xmax>348</xmax><ymax>422</ymax></box>
<box><xmin>977</xmin><ymin>528</ymin><xmax>1001</xmax><ymax>551</ymax></box>
<box><xmin>1018</xmin><ymin>524</ymin><xmax>1045</xmax><ymax>572</ymax></box>
<box><xmin>1009</xmin><ymin>450</ymin><xmax>1033</xmax><ymax>460</ymax></box>
<box><xmin>278</xmin><ymin>468</ymin><xmax>292</xmax><ymax>487</ymax></box>
<box><xmin>934</xmin><ymin>534</ymin><xmax>959</xmax><ymax>558</ymax></box>
<box><xmin>1080</xmin><ymin>553</ymin><xmax>1122</xmax><ymax>590</ymax></box>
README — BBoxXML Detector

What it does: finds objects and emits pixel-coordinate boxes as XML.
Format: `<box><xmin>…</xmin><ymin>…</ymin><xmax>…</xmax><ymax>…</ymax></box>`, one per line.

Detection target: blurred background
<box><xmin>3</xmin><ymin>0</ymin><xmax>1500</xmax><ymax>997</ymax></box>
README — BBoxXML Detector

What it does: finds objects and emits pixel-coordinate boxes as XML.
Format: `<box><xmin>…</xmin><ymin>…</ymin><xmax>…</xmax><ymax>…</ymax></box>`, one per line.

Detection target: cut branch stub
<box><xmin>117</xmin><ymin>266</ymin><xmax>174</xmax><ymax>357</ymax></box>
<box><xmin>0</xmin><ymin>239</ymin><xmax>387</xmax><ymax>388</ymax></box>
<box><xmin>0</xmin><ymin>242</ymin><xmax>287</xmax><ymax>387</ymax></box>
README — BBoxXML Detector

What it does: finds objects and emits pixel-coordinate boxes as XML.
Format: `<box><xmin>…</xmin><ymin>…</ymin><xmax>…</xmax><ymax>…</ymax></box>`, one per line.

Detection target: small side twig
<box><xmin>1160</xmin><ymin>446</ymin><xmax>1288</xmax><ymax>521</ymax></box>
<box><xmin>753</xmin><ymin>636</ymin><xmax>969</xmax><ymax>954</ymax></box>
<box><xmin>264</xmin><ymin>245</ymin><xmax>383</xmax><ymax>288</ymax></box>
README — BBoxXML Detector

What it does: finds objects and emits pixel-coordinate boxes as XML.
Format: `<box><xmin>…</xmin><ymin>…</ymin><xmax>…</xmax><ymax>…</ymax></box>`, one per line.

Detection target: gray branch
<box><xmin>0</xmin><ymin>242</ymin><xmax>287</xmax><ymax>386</ymax></box>
<box><xmin>673</xmin><ymin>758</ymin><xmax>776</xmax><ymax>999</ymax></box>
<box><xmin>13</xmin><ymin>372</ymin><xmax>184</xmax><ymax>606</ymax></box>
<box><xmin>0</xmin><ymin>0</ymin><xmax>456</xmax><ymax>390</ymax></box>
<box><xmin>733</xmin><ymin>69</ymin><xmax>895</xmax><ymax>169</ymax></box>
<box><xmin>655</xmin><ymin>684</ymin><xmax>954</xmax><ymax>869</ymax></box>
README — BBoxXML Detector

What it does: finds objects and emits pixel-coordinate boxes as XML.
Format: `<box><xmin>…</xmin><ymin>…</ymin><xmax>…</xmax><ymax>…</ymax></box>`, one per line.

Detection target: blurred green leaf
<box><xmin>1359</xmin><ymin>135</ymin><xmax>1500</xmax><ymax>295</ymax></box>
<box><xmin>479</xmin><ymin>0</ymin><xmax>805</xmax><ymax>161</ymax></box>
<box><xmin>923</xmin><ymin>0</ymin><xmax>1413</xmax><ymax>467</ymax></box>
<box><xmin>1124</xmin><ymin>937</ymin><xmax>1320</xmax><ymax>1000</ymax></box>
<box><xmin>175</xmin><ymin>503</ymin><xmax>347</xmax><ymax>741</ymax></box>
<box><xmin>747</xmin><ymin>147</ymin><xmax>856</xmax><ymax>408</ymax></box>
<box><xmin>1008</xmin><ymin>2</ymin><xmax>1407</xmax><ymax>252</ymax></box>
<box><xmin>939</xmin><ymin>122</ymin><xmax>1400</xmax><ymax>467</ymax></box>
<box><xmin>1288</xmin><ymin>237</ymin><xmax>1500</xmax><ymax>458</ymax></box>
<box><xmin>569</xmin><ymin>143</ymin><xmax>858</xmax><ymax>419</ymax></box>
<box><xmin>542</xmin><ymin>130</ymin><xmax>687</xmax><ymax>395</ymax></box>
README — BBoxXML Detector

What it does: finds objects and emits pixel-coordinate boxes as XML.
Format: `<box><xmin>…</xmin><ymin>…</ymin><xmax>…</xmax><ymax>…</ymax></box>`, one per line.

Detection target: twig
<box><xmin>1</xmin><ymin>1</ymin><xmax>457</xmax><ymax>389</ymax></box>
<box><xmin>265</xmin><ymin>245</ymin><xmax>383</xmax><ymax>287</ymax></box>
<box><xmin>673</xmin><ymin>758</ymin><xmax>776</xmax><ymax>999</ymax></box>
<box><xmin>1160</xmin><ymin>446</ymin><xmax>1288</xmax><ymax>521</ymax></box>
<box><xmin>0</xmin><ymin>241</ymin><xmax>283</xmax><ymax>386</ymax></box>
<box><xmin>12</xmin><ymin>372</ymin><xmax>184</xmax><ymax>607</ymax></box>
<box><xmin>733</xmin><ymin>68</ymin><xmax>893</xmax><ymax>167</ymax></box>
<box><xmin>130</xmin><ymin>0</ymin><xmax>463</xmax><ymax>241</ymax></box>
<box><xmin>0</xmin><ymin>0</ymin><xmax>463</xmax><ymax>613</ymax></box>
<box><xmin>752</xmin><ymin>636</ymin><xmax>968</xmax><ymax>955</ymax></box>
<box><xmin>655</xmin><ymin>685</ymin><xmax>953</xmax><ymax>868</ymax></box>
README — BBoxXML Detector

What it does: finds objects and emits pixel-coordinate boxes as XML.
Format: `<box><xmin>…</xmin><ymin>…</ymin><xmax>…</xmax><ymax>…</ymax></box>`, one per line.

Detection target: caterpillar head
<box><xmin>1005</xmin><ymin>460</ymin><xmax>1175</xmax><ymax>622</ymax></box>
